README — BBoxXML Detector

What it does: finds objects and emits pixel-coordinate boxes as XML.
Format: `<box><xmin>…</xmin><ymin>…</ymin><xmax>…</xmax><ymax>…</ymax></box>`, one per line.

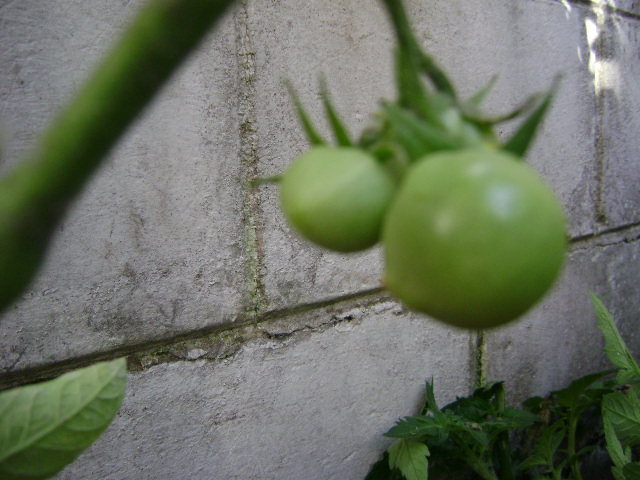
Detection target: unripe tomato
<box><xmin>383</xmin><ymin>148</ymin><xmax>567</xmax><ymax>329</ymax></box>
<box><xmin>280</xmin><ymin>146</ymin><xmax>395</xmax><ymax>252</ymax></box>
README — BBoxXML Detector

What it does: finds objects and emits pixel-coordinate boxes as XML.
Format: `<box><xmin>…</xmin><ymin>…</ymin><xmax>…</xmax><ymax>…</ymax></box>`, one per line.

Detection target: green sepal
<box><xmin>381</xmin><ymin>102</ymin><xmax>459</xmax><ymax>161</ymax></box>
<box><xmin>285</xmin><ymin>80</ymin><xmax>326</xmax><ymax>146</ymax></box>
<box><xmin>502</xmin><ymin>76</ymin><xmax>560</xmax><ymax>158</ymax></box>
<box><xmin>318</xmin><ymin>76</ymin><xmax>352</xmax><ymax>147</ymax></box>
<box><xmin>466</xmin><ymin>75</ymin><xmax>498</xmax><ymax>108</ymax></box>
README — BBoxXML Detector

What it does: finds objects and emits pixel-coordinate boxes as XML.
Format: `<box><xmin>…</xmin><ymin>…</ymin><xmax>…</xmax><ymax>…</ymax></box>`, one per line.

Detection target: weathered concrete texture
<box><xmin>54</xmin><ymin>301</ymin><xmax>474</xmax><ymax>480</ymax></box>
<box><xmin>253</xmin><ymin>0</ymin><xmax>599</xmax><ymax>313</ymax></box>
<box><xmin>597</xmin><ymin>10</ymin><xmax>640</xmax><ymax>227</ymax></box>
<box><xmin>484</xmin><ymin>228</ymin><xmax>640</xmax><ymax>404</ymax></box>
<box><xmin>249</xmin><ymin>0</ymin><xmax>395</xmax><ymax>309</ymax></box>
<box><xmin>0</xmin><ymin>2</ymin><xmax>246</xmax><ymax>372</ymax></box>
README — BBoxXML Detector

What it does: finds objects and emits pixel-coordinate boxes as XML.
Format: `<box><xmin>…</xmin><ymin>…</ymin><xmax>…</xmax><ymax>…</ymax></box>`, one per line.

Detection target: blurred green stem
<box><xmin>0</xmin><ymin>0</ymin><xmax>236</xmax><ymax>313</ymax></box>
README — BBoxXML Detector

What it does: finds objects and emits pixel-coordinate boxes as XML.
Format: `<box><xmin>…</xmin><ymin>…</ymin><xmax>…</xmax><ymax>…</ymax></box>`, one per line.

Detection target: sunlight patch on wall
<box><xmin>585</xmin><ymin>3</ymin><xmax>621</xmax><ymax>96</ymax></box>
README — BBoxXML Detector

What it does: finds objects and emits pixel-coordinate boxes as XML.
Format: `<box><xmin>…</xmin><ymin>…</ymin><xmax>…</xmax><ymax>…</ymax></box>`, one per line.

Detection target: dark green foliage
<box><xmin>365</xmin><ymin>293</ymin><xmax>639</xmax><ymax>480</ymax></box>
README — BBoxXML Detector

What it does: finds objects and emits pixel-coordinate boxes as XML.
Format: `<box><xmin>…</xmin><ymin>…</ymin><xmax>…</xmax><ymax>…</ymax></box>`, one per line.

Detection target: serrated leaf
<box><xmin>499</xmin><ymin>407</ymin><xmax>543</xmax><ymax>429</ymax></box>
<box><xmin>0</xmin><ymin>358</ymin><xmax>127</xmax><ymax>480</ymax></box>
<box><xmin>388</xmin><ymin>439</ymin><xmax>429</xmax><ymax>480</ymax></box>
<box><xmin>519</xmin><ymin>421</ymin><xmax>566</xmax><ymax>472</ymax></box>
<box><xmin>603</xmin><ymin>389</ymin><xmax>640</xmax><ymax>446</ymax></box>
<box><xmin>553</xmin><ymin>369</ymin><xmax>616</xmax><ymax>409</ymax></box>
<box><xmin>385</xmin><ymin>416</ymin><xmax>448</xmax><ymax>442</ymax></box>
<box><xmin>590</xmin><ymin>292</ymin><xmax>640</xmax><ymax>384</ymax></box>
<box><xmin>604</xmin><ymin>413</ymin><xmax>631</xmax><ymax>469</ymax></box>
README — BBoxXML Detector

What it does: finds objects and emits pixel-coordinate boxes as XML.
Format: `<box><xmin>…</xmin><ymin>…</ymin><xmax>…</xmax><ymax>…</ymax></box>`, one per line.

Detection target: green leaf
<box><xmin>423</xmin><ymin>380</ymin><xmax>445</xmax><ymax>421</ymax></box>
<box><xmin>623</xmin><ymin>462</ymin><xmax>640</xmax><ymax>480</ymax></box>
<box><xmin>0</xmin><ymin>358</ymin><xmax>127</xmax><ymax>480</ymax></box>
<box><xmin>285</xmin><ymin>81</ymin><xmax>325</xmax><ymax>146</ymax></box>
<box><xmin>604</xmin><ymin>413</ymin><xmax>631</xmax><ymax>469</ymax></box>
<box><xmin>590</xmin><ymin>292</ymin><xmax>640</xmax><ymax>384</ymax></box>
<box><xmin>388</xmin><ymin>439</ymin><xmax>429</xmax><ymax>480</ymax></box>
<box><xmin>318</xmin><ymin>76</ymin><xmax>352</xmax><ymax>147</ymax></box>
<box><xmin>518</xmin><ymin>421</ymin><xmax>566</xmax><ymax>472</ymax></box>
<box><xmin>502</xmin><ymin>75</ymin><xmax>559</xmax><ymax>158</ymax></box>
<box><xmin>602</xmin><ymin>389</ymin><xmax>640</xmax><ymax>446</ymax></box>
<box><xmin>553</xmin><ymin>369</ymin><xmax>616</xmax><ymax>409</ymax></box>
<box><xmin>385</xmin><ymin>415</ymin><xmax>448</xmax><ymax>442</ymax></box>
<box><xmin>499</xmin><ymin>407</ymin><xmax>542</xmax><ymax>429</ymax></box>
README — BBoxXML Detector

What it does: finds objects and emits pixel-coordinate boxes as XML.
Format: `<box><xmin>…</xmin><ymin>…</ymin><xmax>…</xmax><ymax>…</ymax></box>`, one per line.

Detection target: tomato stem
<box><xmin>380</xmin><ymin>0</ymin><xmax>456</xmax><ymax>98</ymax></box>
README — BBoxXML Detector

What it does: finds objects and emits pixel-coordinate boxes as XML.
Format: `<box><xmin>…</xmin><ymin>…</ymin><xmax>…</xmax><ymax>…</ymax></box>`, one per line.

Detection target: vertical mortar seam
<box><xmin>474</xmin><ymin>330</ymin><xmax>487</xmax><ymax>388</ymax></box>
<box><xmin>235</xmin><ymin>0</ymin><xmax>267</xmax><ymax>318</ymax></box>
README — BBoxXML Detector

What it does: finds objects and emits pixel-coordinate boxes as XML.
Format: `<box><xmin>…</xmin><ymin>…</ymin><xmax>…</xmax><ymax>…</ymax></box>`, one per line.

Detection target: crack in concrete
<box><xmin>0</xmin><ymin>288</ymin><xmax>390</xmax><ymax>390</ymax></box>
<box><xmin>569</xmin><ymin>221</ymin><xmax>640</xmax><ymax>251</ymax></box>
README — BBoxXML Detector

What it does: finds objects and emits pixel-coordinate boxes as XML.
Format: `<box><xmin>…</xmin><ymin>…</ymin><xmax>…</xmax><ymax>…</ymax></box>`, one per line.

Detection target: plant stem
<box><xmin>0</xmin><ymin>0</ymin><xmax>237</xmax><ymax>313</ymax></box>
<box><xmin>379</xmin><ymin>0</ymin><xmax>455</xmax><ymax>97</ymax></box>
<box><xmin>568</xmin><ymin>410</ymin><xmax>584</xmax><ymax>480</ymax></box>
<box><xmin>494</xmin><ymin>384</ymin><xmax>517</xmax><ymax>480</ymax></box>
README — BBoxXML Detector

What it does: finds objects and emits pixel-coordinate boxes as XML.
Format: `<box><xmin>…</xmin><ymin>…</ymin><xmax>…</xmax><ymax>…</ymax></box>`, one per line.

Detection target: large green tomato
<box><xmin>280</xmin><ymin>146</ymin><xmax>395</xmax><ymax>252</ymax></box>
<box><xmin>383</xmin><ymin>148</ymin><xmax>567</xmax><ymax>329</ymax></box>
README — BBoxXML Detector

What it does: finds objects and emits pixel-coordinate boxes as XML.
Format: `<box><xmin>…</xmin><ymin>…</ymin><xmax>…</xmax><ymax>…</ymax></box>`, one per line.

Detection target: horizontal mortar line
<box><xmin>5</xmin><ymin>220</ymin><xmax>639</xmax><ymax>389</ymax></box>
<box><xmin>0</xmin><ymin>287</ymin><xmax>389</xmax><ymax>391</ymax></box>
<box><xmin>569</xmin><ymin>219</ymin><xmax>640</xmax><ymax>249</ymax></box>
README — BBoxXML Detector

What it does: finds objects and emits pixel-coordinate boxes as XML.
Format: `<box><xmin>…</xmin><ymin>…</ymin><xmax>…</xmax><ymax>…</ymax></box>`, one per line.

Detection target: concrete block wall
<box><xmin>0</xmin><ymin>0</ymin><xmax>638</xmax><ymax>478</ymax></box>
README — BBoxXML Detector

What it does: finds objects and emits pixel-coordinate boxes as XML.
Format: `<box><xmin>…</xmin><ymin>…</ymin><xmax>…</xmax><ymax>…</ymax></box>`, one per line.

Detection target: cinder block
<box><xmin>252</xmin><ymin>0</ymin><xmax>598</xmax><ymax>311</ymax></box>
<box><xmin>597</xmin><ymin>13</ymin><xmax>640</xmax><ymax>227</ymax></box>
<box><xmin>0</xmin><ymin>2</ymin><xmax>246</xmax><ymax>372</ymax></box>
<box><xmin>484</xmin><ymin>230</ymin><xmax>640</xmax><ymax>404</ymax></box>
<box><xmin>54</xmin><ymin>300</ymin><xmax>474</xmax><ymax>480</ymax></box>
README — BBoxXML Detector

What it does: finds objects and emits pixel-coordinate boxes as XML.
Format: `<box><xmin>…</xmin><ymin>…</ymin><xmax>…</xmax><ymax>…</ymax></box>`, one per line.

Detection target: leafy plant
<box><xmin>590</xmin><ymin>292</ymin><xmax>640</xmax><ymax>480</ymax></box>
<box><xmin>365</xmin><ymin>293</ymin><xmax>640</xmax><ymax>480</ymax></box>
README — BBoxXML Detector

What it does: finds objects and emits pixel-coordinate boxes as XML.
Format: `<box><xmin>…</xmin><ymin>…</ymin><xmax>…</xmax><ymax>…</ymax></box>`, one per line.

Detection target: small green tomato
<box><xmin>280</xmin><ymin>146</ymin><xmax>395</xmax><ymax>252</ymax></box>
<box><xmin>383</xmin><ymin>147</ymin><xmax>567</xmax><ymax>329</ymax></box>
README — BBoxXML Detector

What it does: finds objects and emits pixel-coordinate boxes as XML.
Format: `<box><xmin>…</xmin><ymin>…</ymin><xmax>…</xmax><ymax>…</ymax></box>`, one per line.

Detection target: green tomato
<box><xmin>383</xmin><ymin>148</ymin><xmax>567</xmax><ymax>329</ymax></box>
<box><xmin>280</xmin><ymin>146</ymin><xmax>395</xmax><ymax>252</ymax></box>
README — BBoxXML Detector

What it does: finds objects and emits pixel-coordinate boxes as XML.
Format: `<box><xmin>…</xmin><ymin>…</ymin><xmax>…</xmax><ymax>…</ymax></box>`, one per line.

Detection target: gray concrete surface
<box><xmin>0</xmin><ymin>0</ymin><xmax>638</xmax><ymax>478</ymax></box>
<box><xmin>54</xmin><ymin>301</ymin><xmax>474</xmax><ymax>480</ymax></box>
<box><xmin>0</xmin><ymin>1</ymin><xmax>248</xmax><ymax>371</ymax></box>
